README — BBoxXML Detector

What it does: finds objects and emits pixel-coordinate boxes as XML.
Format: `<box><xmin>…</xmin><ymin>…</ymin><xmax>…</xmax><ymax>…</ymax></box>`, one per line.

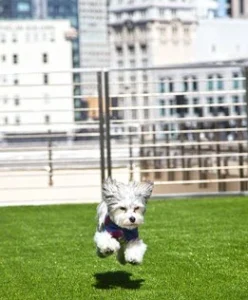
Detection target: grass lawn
<box><xmin>0</xmin><ymin>197</ymin><xmax>247</xmax><ymax>300</ymax></box>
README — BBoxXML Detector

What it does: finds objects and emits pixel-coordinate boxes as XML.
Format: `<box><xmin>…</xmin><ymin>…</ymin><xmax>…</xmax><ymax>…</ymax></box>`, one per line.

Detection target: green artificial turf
<box><xmin>0</xmin><ymin>197</ymin><xmax>247</xmax><ymax>300</ymax></box>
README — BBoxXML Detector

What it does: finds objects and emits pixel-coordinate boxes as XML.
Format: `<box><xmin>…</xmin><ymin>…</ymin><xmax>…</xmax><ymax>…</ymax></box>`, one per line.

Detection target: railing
<box><xmin>0</xmin><ymin>63</ymin><xmax>248</xmax><ymax>205</ymax></box>
<box><xmin>106</xmin><ymin>63</ymin><xmax>248</xmax><ymax>197</ymax></box>
<box><xmin>0</xmin><ymin>69</ymin><xmax>103</xmax><ymax>205</ymax></box>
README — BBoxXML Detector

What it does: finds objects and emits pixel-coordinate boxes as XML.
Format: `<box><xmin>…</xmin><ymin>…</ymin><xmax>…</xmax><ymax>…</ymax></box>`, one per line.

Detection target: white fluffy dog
<box><xmin>94</xmin><ymin>178</ymin><xmax>153</xmax><ymax>265</ymax></box>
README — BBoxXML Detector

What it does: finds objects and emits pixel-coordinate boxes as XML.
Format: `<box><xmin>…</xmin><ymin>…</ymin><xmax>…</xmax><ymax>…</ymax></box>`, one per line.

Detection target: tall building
<box><xmin>230</xmin><ymin>0</ymin><xmax>248</xmax><ymax>18</ymax></box>
<box><xmin>108</xmin><ymin>0</ymin><xmax>248</xmax><ymax>123</ymax></box>
<box><xmin>108</xmin><ymin>0</ymin><xmax>197</xmax><ymax>121</ymax></box>
<box><xmin>0</xmin><ymin>20</ymin><xmax>74</xmax><ymax>134</ymax></box>
<box><xmin>216</xmin><ymin>0</ymin><xmax>229</xmax><ymax>17</ymax></box>
<box><xmin>0</xmin><ymin>0</ymin><xmax>33</xmax><ymax>19</ymax></box>
<box><xmin>78</xmin><ymin>0</ymin><xmax>109</xmax><ymax>96</ymax></box>
<box><xmin>0</xmin><ymin>0</ymin><xmax>84</xmax><ymax>121</ymax></box>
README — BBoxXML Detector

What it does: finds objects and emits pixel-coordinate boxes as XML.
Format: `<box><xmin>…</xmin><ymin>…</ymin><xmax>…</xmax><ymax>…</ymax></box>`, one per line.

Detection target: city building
<box><xmin>193</xmin><ymin>0</ymin><xmax>218</xmax><ymax>19</ymax></box>
<box><xmin>229</xmin><ymin>0</ymin><xmax>248</xmax><ymax>18</ymax></box>
<box><xmin>155</xmin><ymin>60</ymin><xmax>246</xmax><ymax>137</ymax></box>
<box><xmin>108</xmin><ymin>1</ymin><xmax>248</xmax><ymax>122</ymax></box>
<box><xmin>78</xmin><ymin>0</ymin><xmax>109</xmax><ymax>96</ymax></box>
<box><xmin>216</xmin><ymin>0</ymin><xmax>229</xmax><ymax>17</ymax></box>
<box><xmin>0</xmin><ymin>0</ymin><xmax>83</xmax><ymax>121</ymax></box>
<box><xmin>0</xmin><ymin>20</ymin><xmax>74</xmax><ymax>135</ymax></box>
<box><xmin>108</xmin><ymin>0</ymin><xmax>197</xmax><ymax>121</ymax></box>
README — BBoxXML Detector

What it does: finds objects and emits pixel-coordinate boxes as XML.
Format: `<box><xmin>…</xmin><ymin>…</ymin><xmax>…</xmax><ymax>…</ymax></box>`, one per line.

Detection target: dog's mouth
<box><xmin>122</xmin><ymin>222</ymin><xmax>139</xmax><ymax>230</ymax></box>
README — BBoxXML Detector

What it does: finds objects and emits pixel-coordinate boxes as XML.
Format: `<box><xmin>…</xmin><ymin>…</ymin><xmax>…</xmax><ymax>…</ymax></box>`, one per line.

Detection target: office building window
<box><xmin>118</xmin><ymin>60</ymin><xmax>123</xmax><ymax>68</ymax></box>
<box><xmin>132</xmin><ymin>108</ymin><xmax>137</xmax><ymax>119</ymax></box>
<box><xmin>240</xmin><ymin>0</ymin><xmax>244</xmax><ymax>14</ymax></box>
<box><xmin>233</xmin><ymin>72</ymin><xmax>240</xmax><ymax>89</ymax></box>
<box><xmin>159</xmin><ymin>78</ymin><xmax>165</xmax><ymax>93</ymax></box>
<box><xmin>218</xmin><ymin>96</ymin><xmax>224</xmax><ymax>103</ymax></box>
<box><xmin>13</xmin><ymin>75</ymin><xmax>19</xmax><ymax>85</ymax></box>
<box><xmin>183</xmin><ymin>77</ymin><xmax>189</xmax><ymax>92</ymax></box>
<box><xmin>192</xmin><ymin>76</ymin><xmax>198</xmax><ymax>91</ymax></box>
<box><xmin>170</xmin><ymin>99</ymin><xmax>174</xmax><ymax>115</ymax></box>
<box><xmin>44</xmin><ymin>73</ymin><xmax>49</xmax><ymax>84</ymax></box>
<box><xmin>45</xmin><ymin>115</ymin><xmax>50</xmax><ymax>124</ymax></box>
<box><xmin>13</xmin><ymin>54</ymin><xmax>18</xmax><ymax>64</ymax></box>
<box><xmin>140</xmin><ymin>44</ymin><xmax>147</xmax><ymax>54</ymax></box>
<box><xmin>15</xmin><ymin>116</ymin><xmax>20</xmax><ymax>125</ymax></box>
<box><xmin>207</xmin><ymin>75</ymin><xmax>214</xmax><ymax>91</ymax></box>
<box><xmin>14</xmin><ymin>96</ymin><xmax>20</xmax><ymax>106</ymax></box>
<box><xmin>217</xmin><ymin>74</ymin><xmax>224</xmax><ymax>90</ymax></box>
<box><xmin>130</xmin><ymin>59</ymin><xmax>135</xmax><ymax>68</ymax></box>
<box><xmin>43</xmin><ymin>53</ymin><xmax>48</xmax><ymax>63</ymax></box>
<box><xmin>233</xmin><ymin>96</ymin><xmax>241</xmax><ymax>115</ymax></box>
<box><xmin>193</xmin><ymin>98</ymin><xmax>199</xmax><ymax>114</ymax></box>
<box><xmin>207</xmin><ymin>97</ymin><xmax>214</xmax><ymax>113</ymax></box>
<box><xmin>116</xmin><ymin>46</ymin><xmax>123</xmax><ymax>56</ymax></box>
<box><xmin>160</xmin><ymin>99</ymin><xmax>166</xmax><ymax>116</ymax></box>
<box><xmin>128</xmin><ymin>45</ymin><xmax>135</xmax><ymax>55</ymax></box>
<box><xmin>17</xmin><ymin>2</ymin><xmax>31</xmax><ymax>12</ymax></box>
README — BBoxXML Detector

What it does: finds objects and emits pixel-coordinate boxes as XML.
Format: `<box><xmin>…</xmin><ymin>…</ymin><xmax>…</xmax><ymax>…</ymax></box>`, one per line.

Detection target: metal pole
<box><xmin>243</xmin><ymin>66</ymin><xmax>248</xmax><ymax>190</ymax></box>
<box><xmin>128</xmin><ymin>127</ymin><xmax>133</xmax><ymax>181</ymax></box>
<box><xmin>104</xmin><ymin>71</ymin><xmax>112</xmax><ymax>179</ymax></box>
<box><xmin>48</xmin><ymin>129</ymin><xmax>53</xmax><ymax>186</ymax></box>
<box><xmin>97</xmin><ymin>71</ymin><xmax>105</xmax><ymax>185</ymax></box>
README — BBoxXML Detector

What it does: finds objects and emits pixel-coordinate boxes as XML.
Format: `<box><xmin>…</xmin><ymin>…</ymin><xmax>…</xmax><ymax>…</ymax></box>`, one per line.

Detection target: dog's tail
<box><xmin>96</xmin><ymin>201</ymin><xmax>108</xmax><ymax>231</ymax></box>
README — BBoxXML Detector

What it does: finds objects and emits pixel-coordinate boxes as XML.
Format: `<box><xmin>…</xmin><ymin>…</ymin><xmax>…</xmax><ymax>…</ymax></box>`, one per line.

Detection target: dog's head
<box><xmin>102</xmin><ymin>178</ymin><xmax>154</xmax><ymax>230</ymax></box>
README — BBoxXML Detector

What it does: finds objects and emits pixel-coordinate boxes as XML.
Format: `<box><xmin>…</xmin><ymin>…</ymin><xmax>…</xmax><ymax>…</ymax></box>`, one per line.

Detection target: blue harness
<box><xmin>104</xmin><ymin>216</ymin><xmax>139</xmax><ymax>242</ymax></box>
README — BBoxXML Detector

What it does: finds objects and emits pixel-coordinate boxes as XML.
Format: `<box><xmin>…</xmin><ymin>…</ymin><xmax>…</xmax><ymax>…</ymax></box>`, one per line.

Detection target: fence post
<box><xmin>104</xmin><ymin>71</ymin><xmax>112</xmax><ymax>179</ymax></box>
<box><xmin>243</xmin><ymin>67</ymin><xmax>248</xmax><ymax>191</ymax></box>
<box><xmin>97</xmin><ymin>71</ymin><xmax>105</xmax><ymax>186</ymax></box>
<box><xmin>128</xmin><ymin>127</ymin><xmax>133</xmax><ymax>181</ymax></box>
<box><xmin>48</xmin><ymin>129</ymin><xmax>53</xmax><ymax>186</ymax></box>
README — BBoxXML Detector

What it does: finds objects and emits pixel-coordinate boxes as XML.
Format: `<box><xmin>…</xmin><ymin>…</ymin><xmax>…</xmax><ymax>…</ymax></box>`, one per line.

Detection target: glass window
<box><xmin>183</xmin><ymin>77</ymin><xmax>188</xmax><ymax>92</ymax></box>
<box><xmin>44</xmin><ymin>74</ymin><xmax>49</xmax><ymax>85</ymax></box>
<box><xmin>17</xmin><ymin>2</ymin><xmax>31</xmax><ymax>12</ymax></box>
<box><xmin>207</xmin><ymin>75</ymin><xmax>214</xmax><ymax>91</ymax></box>
<box><xmin>159</xmin><ymin>79</ymin><xmax>165</xmax><ymax>93</ymax></box>
<box><xmin>132</xmin><ymin>108</ymin><xmax>137</xmax><ymax>119</ymax></box>
<box><xmin>233</xmin><ymin>72</ymin><xmax>240</xmax><ymax>89</ymax></box>
<box><xmin>217</xmin><ymin>75</ymin><xmax>224</xmax><ymax>90</ymax></box>
<box><xmin>160</xmin><ymin>99</ymin><xmax>166</xmax><ymax>116</ymax></box>
<box><xmin>15</xmin><ymin>116</ymin><xmax>20</xmax><ymax>125</ymax></box>
<box><xmin>45</xmin><ymin>115</ymin><xmax>50</xmax><ymax>124</ymax></box>
<box><xmin>192</xmin><ymin>76</ymin><xmax>198</xmax><ymax>91</ymax></box>
<box><xmin>233</xmin><ymin>96</ymin><xmax>240</xmax><ymax>115</ymax></box>
<box><xmin>14</xmin><ymin>96</ymin><xmax>20</xmax><ymax>106</ymax></box>
<box><xmin>43</xmin><ymin>53</ymin><xmax>48</xmax><ymax>63</ymax></box>
<box><xmin>13</xmin><ymin>54</ymin><xmax>18</xmax><ymax>64</ymax></box>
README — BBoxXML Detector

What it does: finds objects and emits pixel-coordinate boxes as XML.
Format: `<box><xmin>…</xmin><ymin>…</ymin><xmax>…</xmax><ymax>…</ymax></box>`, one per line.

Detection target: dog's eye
<box><xmin>120</xmin><ymin>207</ymin><xmax>126</xmax><ymax>211</ymax></box>
<box><xmin>134</xmin><ymin>207</ymin><xmax>140</xmax><ymax>211</ymax></box>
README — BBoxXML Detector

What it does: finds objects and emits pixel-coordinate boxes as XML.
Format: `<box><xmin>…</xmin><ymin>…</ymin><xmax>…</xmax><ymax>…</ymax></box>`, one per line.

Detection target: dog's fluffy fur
<box><xmin>94</xmin><ymin>178</ymin><xmax>153</xmax><ymax>265</ymax></box>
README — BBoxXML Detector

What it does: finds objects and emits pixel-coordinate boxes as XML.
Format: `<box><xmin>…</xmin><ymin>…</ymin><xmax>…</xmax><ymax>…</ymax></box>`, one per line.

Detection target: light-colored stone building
<box><xmin>0</xmin><ymin>20</ymin><xmax>74</xmax><ymax>135</ymax></box>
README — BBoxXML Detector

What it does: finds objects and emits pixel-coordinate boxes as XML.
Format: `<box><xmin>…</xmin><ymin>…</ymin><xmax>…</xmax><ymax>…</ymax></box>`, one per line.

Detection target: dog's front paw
<box><xmin>124</xmin><ymin>239</ymin><xmax>147</xmax><ymax>265</ymax></box>
<box><xmin>94</xmin><ymin>231</ymin><xmax>120</xmax><ymax>258</ymax></box>
<box><xmin>97</xmin><ymin>247</ymin><xmax>114</xmax><ymax>258</ymax></box>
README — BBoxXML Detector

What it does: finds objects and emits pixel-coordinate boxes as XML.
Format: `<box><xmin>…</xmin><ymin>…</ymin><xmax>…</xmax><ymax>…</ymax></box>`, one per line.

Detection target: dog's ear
<box><xmin>102</xmin><ymin>178</ymin><xmax>123</xmax><ymax>202</ymax></box>
<box><xmin>132</xmin><ymin>181</ymin><xmax>154</xmax><ymax>203</ymax></box>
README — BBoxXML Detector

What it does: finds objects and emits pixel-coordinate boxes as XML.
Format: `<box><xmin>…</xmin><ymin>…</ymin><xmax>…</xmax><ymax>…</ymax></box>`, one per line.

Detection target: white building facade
<box><xmin>0</xmin><ymin>20</ymin><xmax>74</xmax><ymax>135</ymax></box>
<box><xmin>155</xmin><ymin>61</ymin><xmax>245</xmax><ymax>137</ymax></box>
<box><xmin>108</xmin><ymin>1</ymin><xmax>248</xmax><ymax>124</ymax></box>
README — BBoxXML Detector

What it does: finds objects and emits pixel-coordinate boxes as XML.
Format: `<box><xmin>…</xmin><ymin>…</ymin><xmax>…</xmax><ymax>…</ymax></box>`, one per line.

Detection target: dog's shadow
<box><xmin>93</xmin><ymin>271</ymin><xmax>145</xmax><ymax>290</ymax></box>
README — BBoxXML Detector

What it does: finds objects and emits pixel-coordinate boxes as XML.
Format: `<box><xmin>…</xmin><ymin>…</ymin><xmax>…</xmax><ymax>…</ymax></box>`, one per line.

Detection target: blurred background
<box><xmin>0</xmin><ymin>0</ymin><xmax>248</xmax><ymax>205</ymax></box>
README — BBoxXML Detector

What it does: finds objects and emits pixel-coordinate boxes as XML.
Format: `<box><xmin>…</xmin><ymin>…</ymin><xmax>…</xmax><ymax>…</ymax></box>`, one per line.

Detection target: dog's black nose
<box><xmin>129</xmin><ymin>216</ymin><xmax>136</xmax><ymax>223</ymax></box>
